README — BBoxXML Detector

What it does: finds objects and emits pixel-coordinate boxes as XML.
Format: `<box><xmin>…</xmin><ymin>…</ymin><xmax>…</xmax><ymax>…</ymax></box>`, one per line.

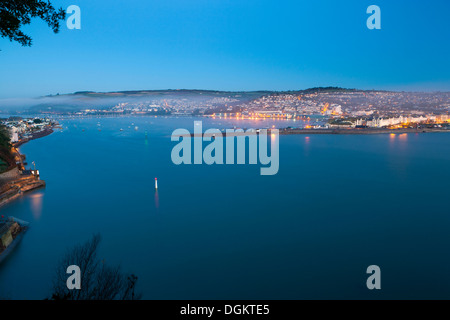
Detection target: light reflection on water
<box><xmin>154</xmin><ymin>190</ymin><xmax>159</xmax><ymax>210</ymax></box>
<box><xmin>29</xmin><ymin>191</ymin><xmax>44</xmax><ymax>220</ymax></box>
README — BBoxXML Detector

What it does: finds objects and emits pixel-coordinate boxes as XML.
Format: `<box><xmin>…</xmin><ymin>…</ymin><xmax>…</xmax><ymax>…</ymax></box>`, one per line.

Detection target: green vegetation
<box><xmin>0</xmin><ymin>158</ymin><xmax>7</xmax><ymax>173</ymax></box>
<box><xmin>299</xmin><ymin>87</ymin><xmax>357</xmax><ymax>94</ymax></box>
<box><xmin>328</xmin><ymin>118</ymin><xmax>356</xmax><ymax>126</ymax></box>
<box><xmin>0</xmin><ymin>125</ymin><xmax>11</xmax><ymax>151</ymax></box>
<box><xmin>0</xmin><ymin>125</ymin><xmax>12</xmax><ymax>173</ymax></box>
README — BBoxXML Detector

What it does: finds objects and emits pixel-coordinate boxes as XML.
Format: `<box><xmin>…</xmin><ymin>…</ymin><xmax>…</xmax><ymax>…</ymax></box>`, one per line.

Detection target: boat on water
<box><xmin>0</xmin><ymin>217</ymin><xmax>30</xmax><ymax>264</ymax></box>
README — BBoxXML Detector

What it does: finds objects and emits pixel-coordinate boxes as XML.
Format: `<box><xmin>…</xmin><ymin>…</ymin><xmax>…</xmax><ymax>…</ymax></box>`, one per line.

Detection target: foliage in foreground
<box><xmin>0</xmin><ymin>0</ymin><xmax>66</xmax><ymax>47</ymax></box>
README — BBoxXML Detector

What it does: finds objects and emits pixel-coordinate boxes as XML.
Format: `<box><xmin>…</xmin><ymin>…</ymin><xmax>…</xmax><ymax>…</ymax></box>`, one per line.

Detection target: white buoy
<box><xmin>155</xmin><ymin>178</ymin><xmax>158</xmax><ymax>189</ymax></box>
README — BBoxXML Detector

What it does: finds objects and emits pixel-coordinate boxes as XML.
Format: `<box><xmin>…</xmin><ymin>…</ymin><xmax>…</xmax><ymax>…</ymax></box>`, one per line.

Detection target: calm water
<box><xmin>1</xmin><ymin>116</ymin><xmax>450</xmax><ymax>299</ymax></box>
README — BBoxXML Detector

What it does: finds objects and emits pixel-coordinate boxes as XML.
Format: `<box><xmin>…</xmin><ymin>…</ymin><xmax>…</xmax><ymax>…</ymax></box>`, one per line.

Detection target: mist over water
<box><xmin>1</xmin><ymin>116</ymin><xmax>450</xmax><ymax>299</ymax></box>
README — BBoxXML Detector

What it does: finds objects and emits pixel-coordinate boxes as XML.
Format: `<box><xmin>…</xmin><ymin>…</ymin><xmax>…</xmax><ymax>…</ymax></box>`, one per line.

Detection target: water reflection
<box><xmin>154</xmin><ymin>190</ymin><xmax>159</xmax><ymax>210</ymax></box>
<box><xmin>29</xmin><ymin>191</ymin><xmax>44</xmax><ymax>220</ymax></box>
<box><xmin>304</xmin><ymin>136</ymin><xmax>310</xmax><ymax>156</ymax></box>
<box><xmin>387</xmin><ymin>133</ymin><xmax>409</xmax><ymax>178</ymax></box>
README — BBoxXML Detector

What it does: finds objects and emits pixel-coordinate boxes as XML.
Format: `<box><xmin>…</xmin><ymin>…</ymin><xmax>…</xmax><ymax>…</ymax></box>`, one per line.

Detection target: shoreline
<box><xmin>0</xmin><ymin>127</ymin><xmax>55</xmax><ymax>208</ymax></box>
<box><xmin>278</xmin><ymin>127</ymin><xmax>450</xmax><ymax>135</ymax></box>
<box><xmin>0</xmin><ymin>177</ymin><xmax>46</xmax><ymax>209</ymax></box>
<box><xmin>0</xmin><ymin>217</ymin><xmax>30</xmax><ymax>263</ymax></box>
<box><xmin>13</xmin><ymin>127</ymin><xmax>54</xmax><ymax>148</ymax></box>
<box><xmin>176</xmin><ymin>127</ymin><xmax>450</xmax><ymax>138</ymax></box>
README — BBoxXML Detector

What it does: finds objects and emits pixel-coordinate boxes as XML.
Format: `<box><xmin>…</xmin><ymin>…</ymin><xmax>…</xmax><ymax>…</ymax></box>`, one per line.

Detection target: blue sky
<box><xmin>0</xmin><ymin>0</ymin><xmax>449</xmax><ymax>98</ymax></box>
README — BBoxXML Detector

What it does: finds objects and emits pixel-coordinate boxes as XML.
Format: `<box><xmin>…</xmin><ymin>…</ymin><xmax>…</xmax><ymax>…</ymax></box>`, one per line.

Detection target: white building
<box><xmin>9</xmin><ymin>126</ymin><xmax>19</xmax><ymax>143</ymax></box>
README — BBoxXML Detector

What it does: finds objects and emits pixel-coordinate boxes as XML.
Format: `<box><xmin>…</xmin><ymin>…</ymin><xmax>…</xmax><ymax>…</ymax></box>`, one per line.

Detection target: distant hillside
<box><xmin>298</xmin><ymin>87</ymin><xmax>358</xmax><ymax>93</ymax></box>
<box><xmin>48</xmin><ymin>89</ymin><xmax>271</xmax><ymax>99</ymax></box>
<box><xmin>1</xmin><ymin>87</ymin><xmax>397</xmax><ymax>113</ymax></box>
<box><xmin>20</xmin><ymin>89</ymin><xmax>272</xmax><ymax>113</ymax></box>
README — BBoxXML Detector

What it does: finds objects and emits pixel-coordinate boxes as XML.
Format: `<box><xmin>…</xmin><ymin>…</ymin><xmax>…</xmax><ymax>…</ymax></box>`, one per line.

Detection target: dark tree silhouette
<box><xmin>0</xmin><ymin>125</ymin><xmax>11</xmax><ymax>151</ymax></box>
<box><xmin>51</xmin><ymin>234</ymin><xmax>141</xmax><ymax>300</ymax></box>
<box><xmin>0</xmin><ymin>125</ymin><xmax>14</xmax><ymax>174</ymax></box>
<box><xmin>0</xmin><ymin>0</ymin><xmax>66</xmax><ymax>47</ymax></box>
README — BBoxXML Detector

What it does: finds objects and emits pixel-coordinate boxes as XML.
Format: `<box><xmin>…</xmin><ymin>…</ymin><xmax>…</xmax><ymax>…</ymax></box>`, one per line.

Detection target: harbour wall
<box><xmin>0</xmin><ymin>167</ymin><xmax>20</xmax><ymax>185</ymax></box>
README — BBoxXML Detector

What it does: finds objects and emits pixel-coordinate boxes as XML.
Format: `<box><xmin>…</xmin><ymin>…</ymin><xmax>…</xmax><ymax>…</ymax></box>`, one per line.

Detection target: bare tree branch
<box><xmin>51</xmin><ymin>234</ymin><xmax>141</xmax><ymax>300</ymax></box>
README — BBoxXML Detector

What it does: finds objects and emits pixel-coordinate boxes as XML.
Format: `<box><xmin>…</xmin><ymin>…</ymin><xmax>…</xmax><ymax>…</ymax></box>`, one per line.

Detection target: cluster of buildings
<box><xmin>108</xmin><ymin>96</ymin><xmax>240</xmax><ymax>116</ymax></box>
<box><xmin>234</xmin><ymin>91</ymin><xmax>450</xmax><ymax>128</ymax></box>
<box><xmin>1</xmin><ymin>117</ymin><xmax>55</xmax><ymax>143</ymax></box>
<box><xmin>17</xmin><ymin>90</ymin><xmax>449</xmax><ymax>129</ymax></box>
<box><xmin>238</xmin><ymin>94</ymin><xmax>337</xmax><ymax>116</ymax></box>
<box><xmin>329</xmin><ymin>114</ymin><xmax>450</xmax><ymax>129</ymax></box>
<box><xmin>237</xmin><ymin>91</ymin><xmax>449</xmax><ymax>118</ymax></box>
<box><xmin>206</xmin><ymin>94</ymin><xmax>345</xmax><ymax>120</ymax></box>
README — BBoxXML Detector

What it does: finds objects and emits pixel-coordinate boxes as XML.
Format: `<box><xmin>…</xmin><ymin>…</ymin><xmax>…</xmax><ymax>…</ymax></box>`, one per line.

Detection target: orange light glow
<box><xmin>30</xmin><ymin>192</ymin><xmax>44</xmax><ymax>220</ymax></box>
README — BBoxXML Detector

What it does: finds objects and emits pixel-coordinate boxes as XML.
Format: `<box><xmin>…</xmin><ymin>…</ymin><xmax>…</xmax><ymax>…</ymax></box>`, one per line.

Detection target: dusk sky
<box><xmin>0</xmin><ymin>0</ymin><xmax>449</xmax><ymax>99</ymax></box>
